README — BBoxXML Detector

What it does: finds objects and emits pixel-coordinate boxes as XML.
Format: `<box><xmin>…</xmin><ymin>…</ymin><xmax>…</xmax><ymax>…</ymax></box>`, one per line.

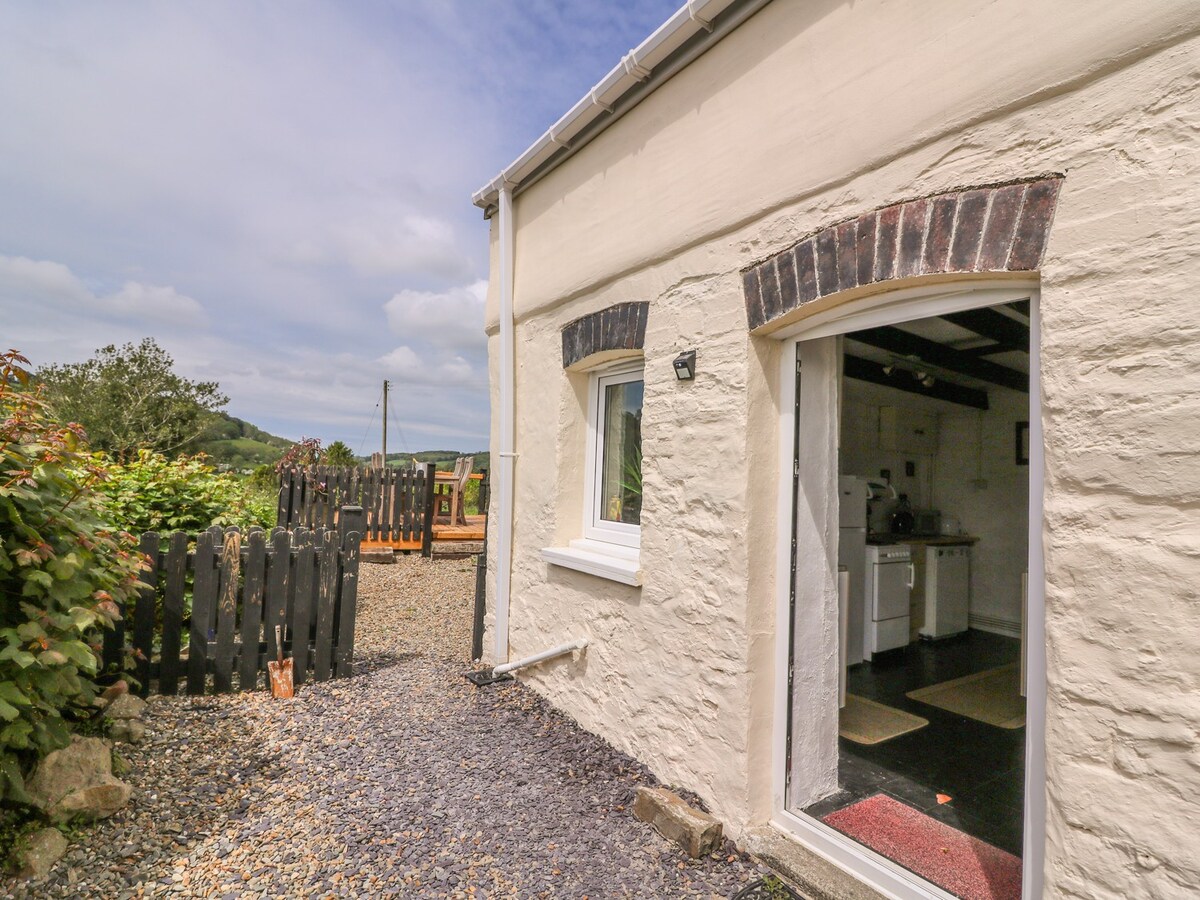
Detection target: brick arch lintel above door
<box><xmin>743</xmin><ymin>176</ymin><xmax>1063</xmax><ymax>331</ymax></box>
<box><xmin>561</xmin><ymin>301</ymin><xmax>649</xmax><ymax>369</ymax></box>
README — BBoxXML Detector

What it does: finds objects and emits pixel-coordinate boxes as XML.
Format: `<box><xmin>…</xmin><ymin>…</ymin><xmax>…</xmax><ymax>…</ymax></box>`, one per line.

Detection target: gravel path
<box><xmin>5</xmin><ymin>555</ymin><xmax>762</xmax><ymax>898</ymax></box>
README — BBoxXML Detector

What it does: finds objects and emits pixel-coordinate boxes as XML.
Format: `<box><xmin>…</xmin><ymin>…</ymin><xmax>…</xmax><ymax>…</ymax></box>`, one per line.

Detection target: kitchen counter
<box><xmin>866</xmin><ymin>534</ymin><xmax>979</xmax><ymax>546</ymax></box>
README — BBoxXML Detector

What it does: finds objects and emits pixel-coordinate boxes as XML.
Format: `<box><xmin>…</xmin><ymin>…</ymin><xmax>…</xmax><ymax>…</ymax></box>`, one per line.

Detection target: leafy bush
<box><xmin>275</xmin><ymin>437</ymin><xmax>322</xmax><ymax>472</ymax></box>
<box><xmin>95</xmin><ymin>451</ymin><xmax>274</xmax><ymax>535</ymax></box>
<box><xmin>0</xmin><ymin>352</ymin><xmax>140</xmax><ymax>801</ymax></box>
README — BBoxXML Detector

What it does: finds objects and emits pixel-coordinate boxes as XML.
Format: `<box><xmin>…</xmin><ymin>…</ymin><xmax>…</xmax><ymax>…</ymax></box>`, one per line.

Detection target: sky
<box><xmin>0</xmin><ymin>0</ymin><xmax>681</xmax><ymax>453</ymax></box>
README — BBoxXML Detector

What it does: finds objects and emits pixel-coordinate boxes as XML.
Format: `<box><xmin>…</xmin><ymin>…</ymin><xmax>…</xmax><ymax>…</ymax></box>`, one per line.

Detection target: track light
<box><xmin>882</xmin><ymin>364</ymin><xmax>895</xmax><ymax>376</ymax></box>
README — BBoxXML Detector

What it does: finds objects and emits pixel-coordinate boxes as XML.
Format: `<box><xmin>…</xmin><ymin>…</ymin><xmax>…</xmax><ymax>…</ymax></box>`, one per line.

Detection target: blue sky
<box><xmin>0</xmin><ymin>0</ymin><xmax>681</xmax><ymax>453</ymax></box>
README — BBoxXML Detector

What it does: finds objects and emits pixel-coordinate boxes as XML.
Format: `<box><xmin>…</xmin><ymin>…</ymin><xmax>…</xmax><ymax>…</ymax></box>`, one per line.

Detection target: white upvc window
<box><xmin>584</xmin><ymin>362</ymin><xmax>644</xmax><ymax>548</ymax></box>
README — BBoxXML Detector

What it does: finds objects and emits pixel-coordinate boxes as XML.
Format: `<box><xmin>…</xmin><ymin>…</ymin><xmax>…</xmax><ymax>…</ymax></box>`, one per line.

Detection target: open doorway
<box><xmin>780</xmin><ymin>285</ymin><xmax>1042</xmax><ymax>900</ymax></box>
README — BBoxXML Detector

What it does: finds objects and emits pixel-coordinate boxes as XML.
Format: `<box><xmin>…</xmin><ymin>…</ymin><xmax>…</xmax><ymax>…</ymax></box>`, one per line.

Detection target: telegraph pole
<box><xmin>381</xmin><ymin>379</ymin><xmax>389</xmax><ymax>467</ymax></box>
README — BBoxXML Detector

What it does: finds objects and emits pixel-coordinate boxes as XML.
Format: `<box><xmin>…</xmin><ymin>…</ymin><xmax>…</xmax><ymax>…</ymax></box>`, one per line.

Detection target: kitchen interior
<box><xmin>807</xmin><ymin>300</ymin><xmax>1032</xmax><ymax>896</ymax></box>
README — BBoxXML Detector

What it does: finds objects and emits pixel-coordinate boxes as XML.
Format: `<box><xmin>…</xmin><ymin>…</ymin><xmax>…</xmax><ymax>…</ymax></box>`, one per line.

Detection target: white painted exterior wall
<box><xmin>480</xmin><ymin>1</ymin><xmax>1200</xmax><ymax>895</ymax></box>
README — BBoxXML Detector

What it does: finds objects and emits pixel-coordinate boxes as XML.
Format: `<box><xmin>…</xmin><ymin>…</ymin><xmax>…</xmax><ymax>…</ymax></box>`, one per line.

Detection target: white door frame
<box><xmin>769</xmin><ymin>280</ymin><xmax>1046</xmax><ymax>900</ymax></box>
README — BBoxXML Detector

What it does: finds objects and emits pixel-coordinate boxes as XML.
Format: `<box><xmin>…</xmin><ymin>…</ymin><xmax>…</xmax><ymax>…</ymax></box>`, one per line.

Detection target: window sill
<box><xmin>540</xmin><ymin>539</ymin><xmax>641</xmax><ymax>586</ymax></box>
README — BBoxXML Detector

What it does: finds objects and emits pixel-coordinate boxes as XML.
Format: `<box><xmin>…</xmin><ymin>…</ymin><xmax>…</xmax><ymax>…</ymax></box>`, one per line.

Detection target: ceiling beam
<box><xmin>847</xmin><ymin>326</ymin><xmax>1029</xmax><ymax>392</ymax></box>
<box><xmin>940</xmin><ymin>308</ymin><xmax>1030</xmax><ymax>354</ymax></box>
<box><xmin>1009</xmin><ymin>298</ymin><xmax>1031</xmax><ymax>317</ymax></box>
<box><xmin>844</xmin><ymin>355</ymin><xmax>990</xmax><ymax>410</ymax></box>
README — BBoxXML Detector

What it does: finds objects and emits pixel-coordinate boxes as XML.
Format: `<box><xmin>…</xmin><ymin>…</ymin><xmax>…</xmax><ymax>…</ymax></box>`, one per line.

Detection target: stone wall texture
<box><xmin>482</xmin><ymin>1</ymin><xmax>1200</xmax><ymax>896</ymax></box>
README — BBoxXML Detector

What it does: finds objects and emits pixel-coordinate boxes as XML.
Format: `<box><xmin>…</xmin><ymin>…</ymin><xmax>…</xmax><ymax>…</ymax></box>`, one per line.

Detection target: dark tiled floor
<box><xmin>804</xmin><ymin>630</ymin><xmax>1025</xmax><ymax>856</ymax></box>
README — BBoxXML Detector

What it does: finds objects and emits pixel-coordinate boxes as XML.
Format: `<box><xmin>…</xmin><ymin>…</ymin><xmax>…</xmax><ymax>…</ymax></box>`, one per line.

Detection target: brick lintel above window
<box><xmin>561</xmin><ymin>302</ymin><xmax>649</xmax><ymax>369</ymax></box>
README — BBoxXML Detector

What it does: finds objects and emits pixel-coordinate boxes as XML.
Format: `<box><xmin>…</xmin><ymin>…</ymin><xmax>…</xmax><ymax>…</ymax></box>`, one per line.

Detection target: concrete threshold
<box><xmin>740</xmin><ymin>826</ymin><xmax>887</xmax><ymax>900</ymax></box>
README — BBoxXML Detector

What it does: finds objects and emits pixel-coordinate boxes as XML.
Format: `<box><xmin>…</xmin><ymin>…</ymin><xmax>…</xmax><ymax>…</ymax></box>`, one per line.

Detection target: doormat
<box><xmin>906</xmin><ymin>664</ymin><xmax>1025</xmax><ymax>729</ymax></box>
<box><xmin>822</xmin><ymin>793</ymin><xmax>1022</xmax><ymax>900</ymax></box>
<box><xmin>839</xmin><ymin>695</ymin><xmax>929</xmax><ymax>745</ymax></box>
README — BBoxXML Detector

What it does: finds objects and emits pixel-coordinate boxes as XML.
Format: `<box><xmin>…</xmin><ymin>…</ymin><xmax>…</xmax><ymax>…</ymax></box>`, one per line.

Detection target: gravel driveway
<box><xmin>6</xmin><ymin>556</ymin><xmax>762</xmax><ymax>898</ymax></box>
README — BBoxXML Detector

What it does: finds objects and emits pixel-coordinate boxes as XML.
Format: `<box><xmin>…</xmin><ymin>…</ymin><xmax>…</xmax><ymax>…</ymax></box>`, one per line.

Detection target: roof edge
<box><xmin>472</xmin><ymin>0</ymin><xmax>770</xmax><ymax>215</ymax></box>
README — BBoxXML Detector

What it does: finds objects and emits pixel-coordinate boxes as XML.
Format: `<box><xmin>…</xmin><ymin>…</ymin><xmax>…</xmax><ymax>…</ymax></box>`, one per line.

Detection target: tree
<box><xmin>324</xmin><ymin>440</ymin><xmax>355</xmax><ymax>467</ymax></box>
<box><xmin>36</xmin><ymin>339</ymin><xmax>228</xmax><ymax>457</ymax></box>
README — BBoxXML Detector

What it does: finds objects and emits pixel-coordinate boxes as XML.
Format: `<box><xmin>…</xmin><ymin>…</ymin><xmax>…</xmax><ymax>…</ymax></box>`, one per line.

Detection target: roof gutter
<box><xmin>472</xmin><ymin>0</ymin><xmax>771</xmax><ymax>216</ymax></box>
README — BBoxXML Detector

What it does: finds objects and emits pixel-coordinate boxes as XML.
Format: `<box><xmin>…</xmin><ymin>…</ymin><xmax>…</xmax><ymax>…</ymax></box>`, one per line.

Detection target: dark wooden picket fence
<box><xmin>277</xmin><ymin>464</ymin><xmax>437</xmax><ymax>554</ymax></box>
<box><xmin>101</xmin><ymin>519</ymin><xmax>363</xmax><ymax>697</ymax></box>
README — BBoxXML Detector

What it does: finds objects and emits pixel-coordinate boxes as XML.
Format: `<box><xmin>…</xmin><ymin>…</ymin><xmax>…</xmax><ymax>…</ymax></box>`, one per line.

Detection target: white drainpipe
<box><xmin>493</xmin><ymin>638</ymin><xmax>588</xmax><ymax>677</ymax></box>
<box><xmin>494</xmin><ymin>184</ymin><xmax>515</xmax><ymax>662</ymax></box>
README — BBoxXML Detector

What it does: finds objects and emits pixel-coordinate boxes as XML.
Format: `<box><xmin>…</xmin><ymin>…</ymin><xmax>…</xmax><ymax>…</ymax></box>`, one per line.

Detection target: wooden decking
<box><xmin>360</xmin><ymin>515</ymin><xmax>486</xmax><ymax>551</ymax></box>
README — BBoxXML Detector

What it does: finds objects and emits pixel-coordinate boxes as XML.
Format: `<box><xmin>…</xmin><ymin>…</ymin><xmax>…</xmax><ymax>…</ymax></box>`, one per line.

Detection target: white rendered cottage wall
<box><xmin>483</xmin><ymin>0</ymin><xmax>1200</xmax><ymax>894</ymax></box>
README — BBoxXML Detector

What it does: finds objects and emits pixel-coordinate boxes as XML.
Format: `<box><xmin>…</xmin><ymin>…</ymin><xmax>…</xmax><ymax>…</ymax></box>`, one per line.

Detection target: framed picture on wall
<box><xmin>1015</xmin><ymin>421</ymin><xmax>1030</xmax><ymax>466</ymax></box>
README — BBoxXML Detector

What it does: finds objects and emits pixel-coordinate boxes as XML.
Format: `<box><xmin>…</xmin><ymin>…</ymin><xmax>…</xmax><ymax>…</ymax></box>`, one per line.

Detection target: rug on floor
<box><xmin>839</xmin><ymin>694</ymin><xmax>929</xmax><ymax>745</ymax></box>
<box><xmin>822</xmin><ymin>793</ymin><xmax>1022</xmax><ymax>900</ymax></box>
<box><xmin>905</xmin><ymin>663</ymin><xmax>1025</xmax><ymax>729</ymax></box>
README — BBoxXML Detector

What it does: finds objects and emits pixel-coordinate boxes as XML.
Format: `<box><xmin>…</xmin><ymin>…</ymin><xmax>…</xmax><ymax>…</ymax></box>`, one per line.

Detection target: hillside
<box><xmin>197</xmin><ymin>413</ymin><xmax>293</xmax><ymax>469</ymax></box>
<box><xmin>388</xmin><ymin>450</ymin><xmax>491</xmax><ymax>473</ymax></box>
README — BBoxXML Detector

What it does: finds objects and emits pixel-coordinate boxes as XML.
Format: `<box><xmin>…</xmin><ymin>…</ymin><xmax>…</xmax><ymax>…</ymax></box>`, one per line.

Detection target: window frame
<box><xmin>583</xmin><ymin>361</ymin><xmax>644</xmax><ymax>548</ymax></box>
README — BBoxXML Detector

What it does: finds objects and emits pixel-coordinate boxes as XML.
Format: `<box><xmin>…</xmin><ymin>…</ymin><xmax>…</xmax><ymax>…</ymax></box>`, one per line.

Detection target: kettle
<box><xmin>890</xmin><ymin>494</ymin><xmax>915</xmax><ymax>535</ymax></box>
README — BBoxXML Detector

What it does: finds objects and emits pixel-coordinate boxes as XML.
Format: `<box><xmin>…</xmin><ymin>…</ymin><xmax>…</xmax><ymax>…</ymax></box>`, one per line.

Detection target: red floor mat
<box><xmin>822</xmin><ymin>793</ymin><xmax>1022</xmax><ymax>900</ymax></box>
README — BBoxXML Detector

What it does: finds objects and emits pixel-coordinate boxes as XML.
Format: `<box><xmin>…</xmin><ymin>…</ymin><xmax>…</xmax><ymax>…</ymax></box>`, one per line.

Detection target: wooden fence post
<box><xmin>158</xmin><ymin>533</ymin><xmax>188</xmax><ymax>696</ymax></box>
<box><xmin>238</xmin><ymin>530</ymin><xmax>267</xmax><ymax>691</ymax></box>
<box><xmin>335</xmin><ymin>529</ymin><xmax>362</xmax><ymax>679</ymax></box>
<box><xmin>291</xmin><ymin>530</ymin><xmax>315</xmax><ymax>685</ymax></box>
<box><xmin>213</xmin><ymin>530</ymin><xmax>241</xmax><ymax>693</ymax></box>
<box><xmin>187</xmin><ymin>531</ymin><xmax>218</xmax><ymax>695</ymax></box>
<box><xmin>420</xmin><ymin>463</ymin><xmax>436</xmax><ymax>557</ymax></box>
<box><xmin>132</xmin><ymin>533</ymin><xmax>160</xmax><ymax>697</ymax></box>
<box><xmin>339</xmin><ymin>505</ymin><xmax>365</xmax><ymax>551</ymax></box>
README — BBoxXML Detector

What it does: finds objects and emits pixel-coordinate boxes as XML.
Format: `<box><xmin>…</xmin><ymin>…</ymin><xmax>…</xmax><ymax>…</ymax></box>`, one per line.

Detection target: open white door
<box><xmin>786</xmin><ymin>336</ymin><xmax>841</xmax><ymax>809</ymax></box>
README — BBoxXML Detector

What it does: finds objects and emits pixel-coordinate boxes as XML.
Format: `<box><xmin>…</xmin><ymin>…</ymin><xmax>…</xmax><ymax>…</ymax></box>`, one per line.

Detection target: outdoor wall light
<box><xmin>673</xmin><ymin>350</ymin><xmax>697</xmax><ymax>381</ymax></box>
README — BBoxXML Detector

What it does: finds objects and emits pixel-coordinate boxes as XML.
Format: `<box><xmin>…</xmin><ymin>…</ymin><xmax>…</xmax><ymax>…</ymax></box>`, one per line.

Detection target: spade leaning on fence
<box><xmin>268</xmin><ymin>625</ymin><xmax>294</xmax><ymax>698</ymax></box>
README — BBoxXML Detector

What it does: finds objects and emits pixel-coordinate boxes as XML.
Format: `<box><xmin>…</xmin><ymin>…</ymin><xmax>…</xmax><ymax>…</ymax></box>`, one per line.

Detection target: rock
<box><xmin>13</xmin><ymin>827</ymin><xmax>68</xmax><ymax>879</ymax></box>
<box><xmin>110</xmin><ymin>719</ymin><xmax>146</xmax><ymax>744</ymax></box>
<box><xmin>94</xmin><ymin>680</ymin><xmax>130</xmax><ymax>710</ymax></box>
<box><xmin>104</xmin><ymin>693</ymin><xmax>147</xmax><ymax>721</ymax></box>
<box><xmin>632</xmin><ymin>786</ymin><xmax>723</xmax><ymax>858</ymax></box>
<box><xmin>53</xmin><ymin>782</ymin><xmax>133</xmax><ymax>822</ymax></box>
<box><xmin>360</xmin><ymin>549</ymin><xmax>396</xmax><ymax>565</ymax></box>
<box><xmin>26</xmin><ymin>735</ymin><xmax>133</xmax><ymax>822</ymax></box>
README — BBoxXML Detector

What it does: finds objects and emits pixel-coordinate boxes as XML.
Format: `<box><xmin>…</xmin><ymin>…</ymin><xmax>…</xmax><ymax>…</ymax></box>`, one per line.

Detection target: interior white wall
<box><xmin>840</xmin><ymin>378</ymin><xmax>1029</xmax><ymax>631</ymax></box>
<box><xmin>935</xmin><ymin>391</ymin><xmax>1030</xmax><ymax>633</ymax></box>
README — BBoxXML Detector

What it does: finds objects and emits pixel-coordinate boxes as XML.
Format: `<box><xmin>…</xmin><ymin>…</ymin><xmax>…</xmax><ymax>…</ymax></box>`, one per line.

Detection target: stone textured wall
<box><xmin>483</xmin><ymin>0</ymin><xmax>1200</xmax><ymax>895</ymax></box>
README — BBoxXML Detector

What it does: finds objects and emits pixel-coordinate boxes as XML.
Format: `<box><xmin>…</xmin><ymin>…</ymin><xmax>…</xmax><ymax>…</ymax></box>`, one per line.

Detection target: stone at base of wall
<box><xmin>740</xmin><ymin>827</ymin><xmax>886</xmax><ymax>900</ymax></box>
<box><xmin>632</xmin><ymin>786</ymin><xmax>723</xmax><ymax>858</ymax></box>
<box><xmin>360</xmin><ymin>549</ymin><xmax>396</xmax><ymax>564</ymax></box>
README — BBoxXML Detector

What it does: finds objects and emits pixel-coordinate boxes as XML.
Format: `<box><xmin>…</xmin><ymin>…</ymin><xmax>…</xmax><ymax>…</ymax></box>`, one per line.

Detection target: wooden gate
<box><xmin>277</xmin><ymin>464</ymin><xmax>437</xmax><ymax>555</ymax></box>
<box><xmin>102</xmin><ymin>522</ymin><xmax>363</xmax><ymax>696</ymax></box>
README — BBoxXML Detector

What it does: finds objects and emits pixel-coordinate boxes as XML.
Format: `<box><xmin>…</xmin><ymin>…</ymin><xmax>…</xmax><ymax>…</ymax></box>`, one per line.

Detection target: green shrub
<box><xmin>0</xmin><ymin>352</ymin><xmax>141</xmax><ymax>802</ymax></box>
<box><xmin>94</xmin><ymin>450</ymin><xmax>274</xmax><ymax>535</ymax></box>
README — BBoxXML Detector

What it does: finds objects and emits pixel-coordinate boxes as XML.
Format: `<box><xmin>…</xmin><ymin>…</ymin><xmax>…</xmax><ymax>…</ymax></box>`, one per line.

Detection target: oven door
<box><xmin>872</xmin><ymin>560</ymin><xmax>912</xmax><ymax>621</ymax></box>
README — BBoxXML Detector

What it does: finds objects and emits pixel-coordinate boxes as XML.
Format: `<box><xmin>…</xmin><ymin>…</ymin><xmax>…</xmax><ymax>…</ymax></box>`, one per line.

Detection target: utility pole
<box><xmin>381</xmin><ymin>380</ymin><xmax>389</xmax><ymax>467</ymax></box>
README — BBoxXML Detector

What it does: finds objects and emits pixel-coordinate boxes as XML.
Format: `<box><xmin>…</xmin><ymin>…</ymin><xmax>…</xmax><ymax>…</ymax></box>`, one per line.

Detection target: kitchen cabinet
<box><xmin>880</xmin><ymin>406</ymin><xmax>938</xmax><ymax>455</ymax></box>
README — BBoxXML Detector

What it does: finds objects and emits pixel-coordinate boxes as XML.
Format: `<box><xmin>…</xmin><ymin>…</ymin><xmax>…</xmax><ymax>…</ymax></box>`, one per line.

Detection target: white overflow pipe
<box><xmin>493</xmin><ymin>639</ymin><xmax>589</xmax><ymax>676</ymax></box>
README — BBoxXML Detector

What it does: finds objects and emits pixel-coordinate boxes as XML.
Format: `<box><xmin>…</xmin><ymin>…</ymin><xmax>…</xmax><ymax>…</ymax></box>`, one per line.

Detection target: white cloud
<box><xmin>106</xmin><ymin>282</ymin><xmax>204</xmax><ymax>323</ymax></box>
<box><xmin>0</xmin><ymin>254</ymin><xmax>204</xmax><ymax>326</ymax></box>
<box><xmin>288</xmin><ymin>213</ymin><xmax>474</xmax><ymax>281</ymax></box>
<box><xmin>376</xmin><ymin>344</ymin><xmax>481</xmax><ymax>387</ymax></box>
<box><xmin>383</xmin><ymin>279</ymin><xmax>487</xmax><ymax>351</ymax></box>
<box><xmin>0</xmin><ymin>255</ymin><xmax>90</xmax><ymax>303</ymax></box>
